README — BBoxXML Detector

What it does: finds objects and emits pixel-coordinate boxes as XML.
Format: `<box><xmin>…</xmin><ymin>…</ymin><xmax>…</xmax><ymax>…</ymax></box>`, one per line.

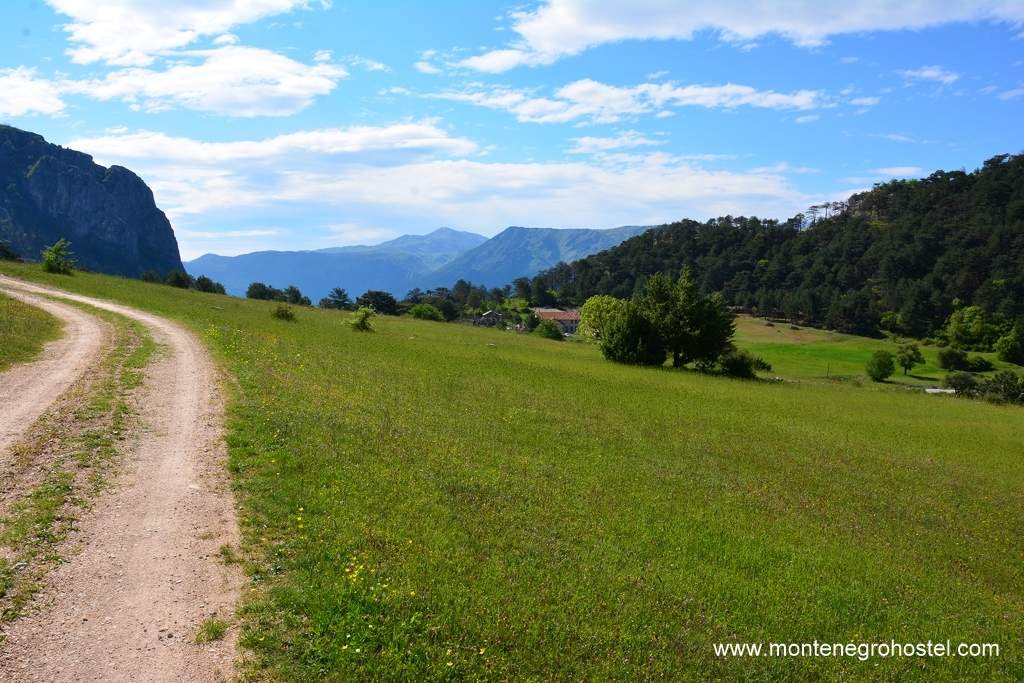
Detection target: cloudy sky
<box><xmin>1</xmin><ymin>1</ymin><xmax>1022</xmax><ymax>260</ymax></box>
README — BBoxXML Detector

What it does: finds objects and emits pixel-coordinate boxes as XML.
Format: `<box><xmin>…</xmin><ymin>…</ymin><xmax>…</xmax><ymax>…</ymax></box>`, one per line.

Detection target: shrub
<box><xmin>141</xmin><ymin>270</ymin><xmax>162</xmax><ymax>283</ymax></box>
<box><xmin>407</xmin><ymin>303</ymin><xmax>444</xmax><ymax>321</ymax></box>
<box><xmin>599</xmin><ymin>303</ymin><xmax>666</xmax><ymax>366</ymax></box>
<box><xmin>965</xmin><ymin>355</ymin><xmax>994</xmax><ymax>373</ymax></box>
<box><xmin>194</xmin><ymin>275</ymin><xmax>225</xmax><ymax>294</ymax></box>
<box><xmin>716</xmin><ymin>349</ymin><xmax>770</xmax><ymax>379</ymax></box>
<box><xmin>980</xmin><ymin>370</ymin><xmax>1024</xmax><ymax>405</ymax></box>
<box><xmin>164</xmin><ymin>270</ymin><xmax>193</xmax><ymax>288</ymax></box>
<box><xmin>349</xmin><ymin>306</ymin><xmax>376</xmax><ymax>332</ymax></box>
<box><xmin>0</xmin><ymin>240</ymin><xmax>20</xmax><ymax>261</ymax></box>
<box><xmin>533</xmin><ymin>319</ymin><xmax>565</xmax><ymax>341</ymax></box>
<box><xmin>865</xmin><ymin>350</ymin><xmax>895</xmax><ymax>382</ymax></box>
<box><xmin>271</xmin><ymin>304</ymin><xmax>296</xmax><ymax>322</ymax></box>
<box><xmin>41</xmin><ymin>238</ymin><xmax>75</xmax><ymax>274</ymax></box>
<box><xmin>943</xmin><ymin>372</ymin><xmax>980</xmax><ymax>396</ymax></box>
<box><xmin>995</xmin><ymin>328</ymin><xmax>1024</xmax><ymax>365</ymax></box>
<box><xmin>937</xmin><ymin>347</ymin><xmax>968</xmax><ymax>371</ymax></box>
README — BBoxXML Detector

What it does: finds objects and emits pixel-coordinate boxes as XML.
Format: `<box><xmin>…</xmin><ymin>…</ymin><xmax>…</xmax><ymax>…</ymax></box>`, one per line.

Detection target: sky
<box><xmin>1</xmin><ymin>1</ymin><xmax>1022</xmax><ymax>261</ymax></box>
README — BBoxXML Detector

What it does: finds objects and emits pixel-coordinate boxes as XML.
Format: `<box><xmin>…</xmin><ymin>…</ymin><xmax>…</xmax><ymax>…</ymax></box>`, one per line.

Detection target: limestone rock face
<box><xmin>0</xmin><ymin>125</ymin><xmax>183</xmax><ymax>276</ymax></box>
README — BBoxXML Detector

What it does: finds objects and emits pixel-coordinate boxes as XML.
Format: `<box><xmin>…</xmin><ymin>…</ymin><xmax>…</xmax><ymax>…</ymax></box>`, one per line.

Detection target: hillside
<box><xmin>0</xmin><ymin>125</ymin><xmax>183</xmax><ymax>277</ymax></box>
<box><xmin>424</xmin><ymin>225</ymin><xmax>649</xmax><ymax>289</ymax></box>
<box><xmin>536</xmin><ymin>154</ymin><xmax>1024</xmax><ymax>336</ymax></box>
<box><xmin>187</xmin><ymin>228</ymin><xmax>485</xmax><ymax>298</ymax></box>
<box><xmin>2</xmin><ymin>259</ymin><xmax>1022</xmax><ymax>680</ymax></box>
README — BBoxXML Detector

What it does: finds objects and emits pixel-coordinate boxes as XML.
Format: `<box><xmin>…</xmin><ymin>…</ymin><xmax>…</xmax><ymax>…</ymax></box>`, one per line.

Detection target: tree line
<box><xmin>530</xmin><ymin>154</ymin><xmax>1024</xmax><ymax>341</ymax></box>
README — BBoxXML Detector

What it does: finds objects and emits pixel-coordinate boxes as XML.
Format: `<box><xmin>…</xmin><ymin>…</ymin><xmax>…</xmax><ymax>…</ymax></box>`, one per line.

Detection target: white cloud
<box><xmin>898</xmin><ymin>65</ymin><xmax>960</xmax><ymax>84</ymax></box>
<box><xmin>794</xmin><ymin>114</ymin><xmax>820</xmax><ymax>123</ymax></box>
<box><xmin>415</xmin><ymin>61</ymin><xmax>443</xmax><ymax>75</ymax></box>
<box><xmin>65</xmin><ymin>127</ymin><xmax>815</xmax><ymax>255</ymax></box>
<box><xmin>0</xmin><ymin>67</ymin><xmax>66</xmax><ymax>117</ymax></box>
<box><xmin>568</xmin><ymin>130</ymin><xmax>662</xmax><ymax>154</ymax></box>
<box><xmin>871</xmin><ymin>132</ymin><xmax>925</xmax><ymax>143</ymax></box>
<box><xmin>872</xmin><ymin>166</ymin><xmax>923</xmax><ymax>176</ymax></box>
<box><xmin>177</xmin><ymin>228</ymin><xmax>283</xmax><ymax>239</ymax></box>
<box><xmin>849</xmin><ymin>96</ymin><xmax>880</xmax><ymax>106</ymax></box>
<box><xmin>68</xmin><ymin>122</ymin><xmax>479</xmax><ymax>165</ymax></box>
<box><xmin>999</xmin><ymin>87</ymin><xmax>1024</xmax><ymax>99</ymax></box>
<box><xmin>45</xmin><ymin>0</ymin><xmax>322</xmax><ymax>66</ymax></box>
<box><xmin>461</xmin><ymin>1</ymin><xmax>1024</xmax><ymax>72</ymax></box>
<box><xmin>433</xmin><ymin>78</ymin><xmax>825</xmax><ymax>124</ymax></box>
<box><xmin>66</xmin><ymin>45</ymin><xmax>346</xmax><ymax>117</ymax></box>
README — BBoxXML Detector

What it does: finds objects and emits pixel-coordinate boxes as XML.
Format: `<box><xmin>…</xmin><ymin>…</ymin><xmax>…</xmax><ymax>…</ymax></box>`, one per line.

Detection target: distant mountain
<box><xmin>423</xmin><ymin>225</ymin><xmax>650</xmax><ymax>289</ymax></box>
<box><xmin>0</xmin><ymin>125</ymin><xmax>183</xmax><ymax>276</ymax></box>
<box><xmin>317</xmin><ymin>227</ymin><xmax>486</xmax><ymax>270</ymax></box>
<box><xmin>186</xmin><ymin>228</ymin><xmax>486</xmax><ymax>298</ymax></box>
<box><xmin>187</xmin><ymin>225</ymin><xmax>649</xmax><ymax>300</ymax></box>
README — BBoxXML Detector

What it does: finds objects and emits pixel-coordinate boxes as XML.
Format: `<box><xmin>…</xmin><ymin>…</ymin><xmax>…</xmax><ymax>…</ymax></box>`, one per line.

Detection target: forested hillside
<box><xmin>536</xmin><ymin>154</ymin><xmax>1024</xmax><ymax>337</ymax></box>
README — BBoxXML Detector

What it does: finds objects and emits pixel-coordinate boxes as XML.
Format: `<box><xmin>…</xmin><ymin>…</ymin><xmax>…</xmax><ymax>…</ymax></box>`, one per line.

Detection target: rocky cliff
<box><xmin>0</xmin><ymin>125</ymin><xmax>183</xmax><ymax>276</ymax></box>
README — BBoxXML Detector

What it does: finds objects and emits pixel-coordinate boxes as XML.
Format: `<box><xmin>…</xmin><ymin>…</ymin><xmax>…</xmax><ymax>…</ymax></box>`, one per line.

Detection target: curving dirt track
<box><xmin>0</xmin><ymin>288</ymin><xmax>106</xmax><ymax>457</ymax></box>
<box><xmin>0</xmin><ymin>277</ymin><xmax>241</xmax><ymax>682</ymax></box>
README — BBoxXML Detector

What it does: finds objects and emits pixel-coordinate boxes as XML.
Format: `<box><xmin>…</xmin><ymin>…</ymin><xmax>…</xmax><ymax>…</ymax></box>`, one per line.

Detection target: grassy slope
<box><xmin>0</xmin><ymin>290</ymin><xmax>62</xmax><ymax>372</ymax></box>
<box><xmin>734</xmin><ymin>315</ymin><xmax>1008</xmax><ymax>386</ymax></box>
<box><xmin>1</xmin><ymin>262</ymin><xmax>1021</xmax><ymax>680</ymax></box>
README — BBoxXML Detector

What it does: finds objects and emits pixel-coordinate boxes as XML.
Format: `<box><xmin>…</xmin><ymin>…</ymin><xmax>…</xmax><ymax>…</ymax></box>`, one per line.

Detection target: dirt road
<box><xmin>0</xmin><ymin>277</ymin><xmax>241</xmax><ymax>682</ymax></box>
<box><xmin>0</xmin><ymin>288</ymin><xmax>106</xmax><ymax>456</ymax></box>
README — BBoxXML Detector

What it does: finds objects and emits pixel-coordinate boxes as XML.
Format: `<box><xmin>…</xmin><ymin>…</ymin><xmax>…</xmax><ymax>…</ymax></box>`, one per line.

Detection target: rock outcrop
<box><xmin>0</xmin><ymin>125</ymin><xmax>183</xmax><ymax>276</ymax></box>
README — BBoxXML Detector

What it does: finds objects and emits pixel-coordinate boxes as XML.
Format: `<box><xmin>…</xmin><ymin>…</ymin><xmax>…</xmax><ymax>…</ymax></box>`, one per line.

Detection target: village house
<box><xmin>531</xmin><ymin>307</ymin><xmax>581</xmax><ymax>335</ymax></box>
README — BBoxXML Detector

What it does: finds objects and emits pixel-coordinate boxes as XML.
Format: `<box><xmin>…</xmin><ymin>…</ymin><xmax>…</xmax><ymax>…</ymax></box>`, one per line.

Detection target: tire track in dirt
<box><xmin>0</xmin><ymin>277</ymin><xmax>242</xmax><ymax>682</ymax></box>
<box><xmin>0</xmin><ymin>287</ymin><xmax>106</xmax><ymax>457</ymax></box>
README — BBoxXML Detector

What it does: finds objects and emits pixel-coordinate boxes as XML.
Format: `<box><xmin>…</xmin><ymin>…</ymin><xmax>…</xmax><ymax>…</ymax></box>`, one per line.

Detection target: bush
<box><xmin>407</xmin><ymin>303</ymin><xmax>444</xmax><ymax>321</ymax></box>
<box><xmin>980</xmin><ymin>370</ymin><xmax>1024</xmax><ymax>404</ymax></box>
<box><xmin>865</xmin><ymin>350</ymin><xmax>895</xmax><ymax>382</ymax></box>
<box><xmin>164</xmin><ymin>270</ymin><xmax>193</xmax><ymax>288</ymax></box>
<box><xmin>141</xmin><ymin>270</ymin><xmax>162</xmax><ymax>283</ymax></box>
<box><xmin>0</xmin><ymin>240</ymin><xmax>20</xmax><ymax>261</ymax></box>
<box><xmin>533</xmin><ymin>319</ymin><xmax>565</xmax><ymax>341</ymax></box>
<box><xmin>965</xmin><ymin>355</ymin><xmax>994</xmax><ymax>373</ymax></box>
<box><xmin>995</xmin><ymin>328</ymin><xmax>1024</xmax><ymax>365</ymax></box>
<box><xmin>937</xmin><ymin>347</ymin><xmax>968</xmax><ymax>370</ymax></box>
<box><xmin>349</xmin><ymin>306</ymin><xmax>376</xmax><ymax>332</ymax></box>
<box><xmin>943</xmin><ymin>372</ymin><xmax>980</xmax><ymax>396</ymax></box>
<box><xmin>599</xmin><ymin>303</ymin><xmax>666</xmax><ymax>366</ymax></box>
<box><xmin>41</xmin><ymin>238</ymin><xmax>75</xmax><ymax>274</ymax></box>
<box><xmin>194</xmin><ymin>275</ymin><xmax>225</xmax><ymax>294</ymax></box>
<box><xmin>716</xmin><ymin>349</ymin><xmax>770</xmax><ymax>379</ymax></box>
<box><xmin>271</xmin><ymin>304</ymin><xmax>296</xmax><ymax>322</ymax></box>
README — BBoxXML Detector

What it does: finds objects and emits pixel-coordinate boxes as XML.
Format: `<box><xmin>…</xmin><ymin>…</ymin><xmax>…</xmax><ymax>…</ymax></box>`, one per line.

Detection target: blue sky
<box><xmin>1</xmin><ymin>1</ymin><xmax>1022</xmax><ymax>260</ymax></box>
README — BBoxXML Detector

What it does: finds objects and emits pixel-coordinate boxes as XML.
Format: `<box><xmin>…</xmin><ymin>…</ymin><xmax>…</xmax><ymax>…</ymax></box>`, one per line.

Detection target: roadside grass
<box><xmin>0</xmin><ymin>290</ymin><xmax>63</xmax><ymax>372</ymax></box>
<box><xmin>1</xmin><ymin>263</ymin><xmax>1022</xmax><ymax>680</ymax></box>
<box><xmin>196</xmin><ymin>616</ymin><xmax>230</xmax><ymax>643</ymax></box>
<box><xmin>733</xmin><ymin>316</ymin><xmax>1008</xmax><ymax>386</ymax></box>
<box><xmin>0</xmin><ymin>301</ymin><xmax>153</xmax><ymax>626</ymax></box>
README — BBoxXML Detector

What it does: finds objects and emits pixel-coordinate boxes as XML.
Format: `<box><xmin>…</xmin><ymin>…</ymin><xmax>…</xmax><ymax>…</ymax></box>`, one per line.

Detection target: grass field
<box><xmin>733</xmin><ymin>316</ymin><xmax>1007</xmax><ymax>386</ymax></box>
<box><xmin>0</xmin><ymin>290</ymin><xmax>62</xmax><ymax>372</ymax></box>
<box><xmin>1</xmin><ymin>262</ymin><xmax>1022</xmax><ymax>680</ymax></box>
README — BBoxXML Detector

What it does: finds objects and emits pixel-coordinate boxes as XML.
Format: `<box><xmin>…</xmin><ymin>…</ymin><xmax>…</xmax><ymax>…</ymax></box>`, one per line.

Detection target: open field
<box><xmin>0</xmin><ymin>291</ymin><xmax>62</xmax><ymax>372</ymax></box>
<box><xmin>1</xmin><ymin>262</ymin><xmax>1022</xmax><ymax>680</ymax></box>
<box><xmin>733</xmin><ymin>315</ymin><xmax>1007</xmax><ymax>386</ymax></box>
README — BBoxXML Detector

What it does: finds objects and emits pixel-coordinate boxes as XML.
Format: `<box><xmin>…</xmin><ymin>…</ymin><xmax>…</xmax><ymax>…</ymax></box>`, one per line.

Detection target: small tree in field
<box><xmin>895</xmin><ymin>343</ymin><xmax>925</xmax><ymax>375</ymax></box>
<box><xmin>866</xmin><ymin>350</ymin><xmax>895</xmax><ymax>382</ymax></box>
<box><xmin>41</xmin><ymin>239</ymin><xmax>75</xmax><ymax>274</ymax></box>
<box><xmin>349</xmin><ymin>306</ymin><xmax>376</xmax><ymax>332</ymax></box>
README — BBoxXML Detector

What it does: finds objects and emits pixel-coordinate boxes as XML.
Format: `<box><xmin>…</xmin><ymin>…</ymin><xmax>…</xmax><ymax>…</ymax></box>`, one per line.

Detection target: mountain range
<box><xmin>0</xmin><ymin>125</ymin><xmax>183</xmax><ymax>276</ymax></box>
<box><xmin>186</xmin><ymin>225</ymin><xmax>648</xmax><ymax>300</ymax></box>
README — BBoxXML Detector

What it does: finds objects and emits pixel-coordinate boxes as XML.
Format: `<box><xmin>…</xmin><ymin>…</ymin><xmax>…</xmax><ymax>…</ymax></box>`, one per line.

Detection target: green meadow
<box><xmin>0</xmin><ymin>290</ymin><xmax>62</xmax><ymax>372</ymax></box>
<box><xmin>2</xmin><ymin>261</ymin><xmax>1022</xmax><ymax>680</ymax></box>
